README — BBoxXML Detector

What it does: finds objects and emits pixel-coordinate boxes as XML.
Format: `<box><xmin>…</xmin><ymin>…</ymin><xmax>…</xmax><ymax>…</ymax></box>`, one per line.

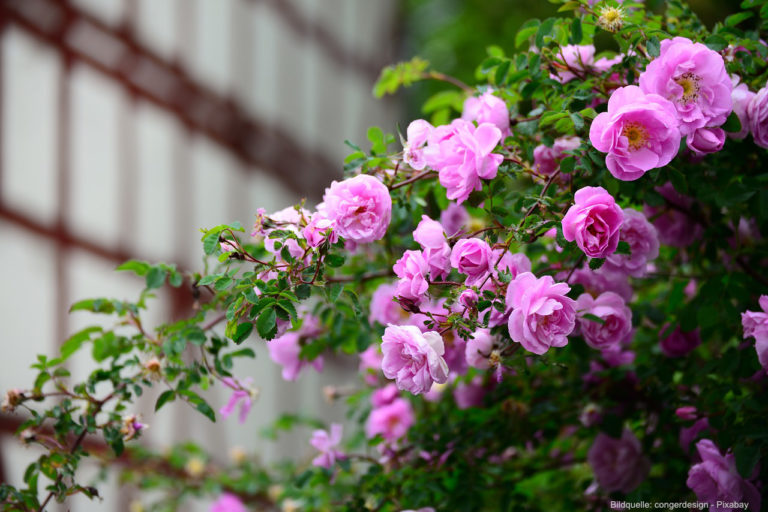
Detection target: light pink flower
<box><xmin>303</xmin><ymin>212</ymin><xmax>338</xmax><ymax>248</ymax></box>
<box><xmin>414</xmin><ymin>215</ymin><xmax>451</xmax><ymax>279</ymax></box>
<box><xmin>359</xmin><ymin>344</ymin><xmax>383</xmax><ymax>386</ymax></box>
<box><xmin>210</xmin><ymin>493</ymin><xmax>247</xmax><ymax>512</ymax></box>
<box><xmin>554</xmin><ymin>44</ymin><xmax>596</xmax><ymax>83</ymax></box>
<box><xmin>267</xmin><ymin>333</ymin><xmax>324</xmax><ymax>381</ymax></box>
<box><xmin>365</xmin><ymin>398</ymin><xmax>415</xmax><ymax>442</ymax></box>
<box><xmin>458</xmin><ymin>289</ymin><xmax>478</xmax><ymax>310</ymax></box>
<box><xmin>604</xmin><ymin>208</ymin><xmax>659</xmax><ymax>277</ymax></box>
<box><xmin>687</xmin><ymin>439</ymin><xmax>761</xmax><ymax>512</ymax></box>
<box><xmin>589</xmin><ymin>85</ymin><xmax>681</xmax><ymax>181</ymax></box>
<box><xmin>675</xmin><ymin>406</ymin><xmax>698</xmax><ymax>421</ymax></box>
<box><xmin>370</xmin><ymin>283</ymin><xmax>405</xmax><ymax>326</ymax></box>
<box><xmin>321</xmin><ymin>174</ymin><xmax>391</xmax><ymax>243</ymax></box>
<box><xmin>257</xmin><ymin>206</ymin><xmax>309</xmax><ymax>263</ymax></box>
<box><xmin>686</xmin><ymin>127</ymin><xmax>725</xmax><ymax>156</ymax></box>
<box><xmin>381</xmin><ymin>325</ymin><xmax>449</xmax><ymax>395</ymax></box>
<box><xmin>729</xmin><ymin>77</ymin><xmax>755</xmax><ymax>139</ymax></box>
<box><xmin>423</xmin><ymin>119</ymin><xmax>503</xmax><ymax>204</ymax></box>
<box><xmin>403</xmin><ymin>119</ymin><xmax>433</xmax><ymax>170</ymax></box>
<box><xmin>219</xmin><ymin>377</ymin><xmax>256</xmax><ymax>424</ymax></box>
<box><xmin>748</xmin><ymin>84</ymin><xmax>768</xmax><ymax>148</ymax></box>
<box><xmin>575</xmin><ymin>292</ymin><xmax>633</xmax><ymax>350</ymax></box>
<box><xmin>450</xmin><ymin>238</ymin><xmax>494</xmax><ymax>286</ymax></box>
<box><xmin>440</xmin><ymin>202</ymin><xmax>469</xmax><ymax>236</ymax></box>
<box><xmin>465</xmin><ymin>329</ymin><xmax>494</xmax><ymax>369</ymax></box>
<box><xmin>562</xmin><ymin>186</ymin><xmax>624</xmax><ymax>258</ymax></box>
<box><xmin>462</xmin><ymin>90</ymin><xmax>510</xmax><ymax>135</ymax></box>
<box><xmin>371</xmin><ymin>384</ymin><xmax>400</xmax><ymax>408</ymax></box>
<box><xmin>588</xmin><ymin>429</ymin><xmax>650</xmax><ymax>493</ymax></box>
<box><xmin>506</xmin><ymin>272</ymin><xmax>576</xmax><ymax>355</ymax></box>
<box><xmin>742</xmin><ymin>295</ymin><xmax>768</xmax><ymax>371</ymax></box>
<box><xmin>533</xmin><ymin>136</ymin><xmax>581</xmax><ymax>176</ymax></box>
<box><xmin>639</xmin><ymin>37</ymin><xmax>733</xmax><ymax>136</ymax></box>
<box><xmin>494</xmin><ymin>251</ymin><xmax>532</xmax><ymax>280</ymax></box>
<box><xmin>310</xmin><ymin>423</ymin><xmax>345</xmax><ymax>469</ymax></box>
<box><xmin>659</xmin><ymin>324</ymin><xmax>701</xmax><ymax>358</ymax></box>
<box><xmin>393</xmin><ymin>250</ymin><xmax>430</xmax><ymax>304</ymax></box>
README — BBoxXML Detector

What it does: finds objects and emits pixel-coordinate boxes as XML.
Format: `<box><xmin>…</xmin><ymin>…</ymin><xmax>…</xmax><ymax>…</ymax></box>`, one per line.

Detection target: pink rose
<box><xmin>589</xmin><ymin>85</ymin><xmax>681</xmax><ymax>181</ymax></box>
<box><xmin>210</xmin><ymin>493</ymin><xmax>247</xmax><ymax>512</ymax></box>
<box><xmin>639</xmin><ymin>37</ymin><xmax>733</xmax><ymax>136</ymax></box>
<box><xmin>393</xmin><ymin>250</ymin><xmax>430</xmax><ymax>304</ymax></box>
<box><xmin>659</xmin><ymin>324</ymin><xmax>701</xmax><ymax>358</ymax></box>
<box><xmin>309</xmin><ymin>423</ymin><xmax>344</xmax><ymax>469</ymax></box>
<box><xmin>686</xmin><ymin>127</ymin><xmax>725</xmax><ymax>156</ymax></box>
<box><xmin>465</xmin><ymin>329</ymin><xmax>494</xmax><ymax>369</ymax></box>
<box><xmin>680</xmin><ymin>417</ymin><xmax>711</xmax><ymax>453</ymax></box>
<box><xmin>748</xmin><ymin>83</ymin><xmax>768</xmax><ymax>148</ymax></box>
<box><xmin>458</xmin><ymin>289</ymin><xmax>478</xmax><ymax>310</ymax></box>
<box><xmin>742</xmin><ymin>295</ymin><xmax>768</xmax><ymax>371</ymax></box>
<box><xmin>588</xmin><ymin>429</ymin><xmax>650</xmax><ymax>493</ymax></box>
<box><xmin>303</xmin><ymin>212</ymin><xmax>338</xmax><ymax>248</ymax></box>
<box><xmin>643</xmin><ymin>182</ymin><xmax>703</xmax><ymax>247</ymax></box>
<box><xmin>450</xmin><ymin>238</ymin><xmax>494</xmax><ymax>286</ymax></box>
<box><xmin>359</xmin><ymin>344</ymin><xmax>383</xmax><ymax>386</ymax></box>
<box><xmin>321</xmin><ymin>174</ymin><xmax>391</xmax><ymax>243</ymax></box>
<box><xmin>533</xmin><ymin>136</ymin><xmax>581</xmax><ymax>176</ymax></box>
<box><xmin>462</xmin><ymin>90</ymin><xmax>510</xmax><ymax>135</ymax></box>
<box><xmin>506</xmin><ymin>272</ymin><xmax>576</xmax><ymax>355</ymax></box>
<box><xmin>257</xmin><ymin>206</ymin><xmax>309</xmax><ymax>263</ymax></box>
<box><xmin>267</xmin><ymin>332</ymin><xmax>324</xmax><ymax>381</ymax></box>
<box><xmin>687</xmin><ymin>439</ymin><xmax>761</xmax><ymax>512</ymax></box>
<box><xmin>730</xmin><ymin>77</ymin><xmax>755</xmax><ymax>139</ymax></box>
<box><xmin>494</xmin><ymin>251</ymin><xmax>532</xmax><ymax>280</ymax></box>
<box><xmin>563</xmin><ymin>266</ymin><xmax>633</xmax><ymax>302</ymax></box>
<box><xmin>381</xmin><ymin>325</ymin><xmax>449</xmax><ymax>395</ymax></box>
<box><xmin>575</xmin><ymin>292</ymin><xmax>633</xmax><ymax>350</ymax></box>
<box><xmin>365</xmin><ymin>398</ymin><xmax>415</xmax><ymax>442</ymax></box>
<box><xmin>423</xmin><ymin>119</ymin><xmax>503</xmax><ymax>204</ymax></box>
<box><xmin>453</xmin><ymin>376</ymin><xmax>488</xmax><ymax>409</ymax></box>
<box><xmin>440</xmin><ymin>202</ymin><xmax>469</xmax><ymax>237</ymax></box>
<box><xmin>371</xmin><ymin>383</ymin><xmax>400</xmax><ymax>408</ymax></box>
<box><xmin>219</xmin><ymin>377</ymin><xmax>256</xmax><ymax>424</ymax></box>
<box><xmin>414</xmin><ymin>215</ymin><xmax>451</xmax><ymax>279</ymax></box>
<box><xmin>562</xmin><ymin>186</ymin><xmax>624</xmax><ymax>258</ymax></box>
<box><xmin>553</xmin><ymin>44</ymin><xmax>595</xmax><ymax>83</ymax></box>
<box><xmin>370</xmin><ymin>283</ymin><xmax>405</xmax><ymax>326</ymax></box>
<box><xmin>403</xmin><ymin>119</ymin><xmax>433</xmax><ymax>170</ymax></box>
<box><xmin>604</xmin><ymin>208</ymin><xmax>659</xmax><ymax>277</ymax></box>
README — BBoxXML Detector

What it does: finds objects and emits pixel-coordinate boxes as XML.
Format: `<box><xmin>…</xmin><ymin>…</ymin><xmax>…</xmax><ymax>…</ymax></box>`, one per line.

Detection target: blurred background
<box><xmin>0</xmin><ymin>0</ymin><xmax>738</xmax><ymax>510</ymax></box>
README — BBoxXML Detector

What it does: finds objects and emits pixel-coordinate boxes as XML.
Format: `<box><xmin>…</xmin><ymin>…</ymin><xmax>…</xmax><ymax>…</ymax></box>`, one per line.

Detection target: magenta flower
<box><xmin>381</xmin><ymin>325</ymin><xmax>449</xmax><ymax>395</ymax></box>
<box><xmin>562</xmin><ymin>186</ymin><xmax>624</xmax><ymax>258</ymax></box>
<box><xmin>748</xmin><ymin>83</ymin><xmax>768</xmax><ymax>148</ymax></box>
<box><xmin>453</xmin><ymin>376</ymin><xmax>488</xmax><ymax>410</ymax></box>
<box><xmin>639</xmin><ymin>37</ymin><xmax>733</xmax><ymax>136</ymax></box>
<box><xmin>465</xmin><ymin>329</ymin><xmax>494</xmax><ymax>369</ymax></box>
<box><xmin>575</xmin><ymin>292</ymin><xmax>633</xmax><ymax>350</ymax></box>
<box><xmin>358</xmin><ymin>344</ymin><xmax>383</xmax><ymax>386</ymax></box>
<box><xmin>589</xmin><ymin>85</ymin><xmax>681</xmax><ymax>181</ymax></box>
<box><xmin>267</xmin><ymin>333</ymin><xmax>324</xmax><ymax>381</ymax></box>
<box><xmin>369</xmin><ymin>283</ymin><xmax>405</xmax><ymax>326</ymax></box>
<box><xmin>403</xmin><ymin>119</ymin><xmax>433</xmax><ymax>170</ymax></box>
<box><xmin>462</xmin><ymin>90</ymin><xmax>510</xmax><ymax>135</ymax></box>
<box><xmin>321</xmin><ymin>174</ymin><xmax>391</xmax><ymax>243</ymax></box>
<box><xmin>219</xmin><ymin>377</ymin><xmax>256</xmax><ymax>424</ymax></box>
<box><xmin>643</xmin><ymin>182</ymin><xmax>703</xmax><ymax>247</ymax></box>
<box><xmin>450</xmin><ymin>238</ymin><xmax>494</xmax><ymax>286</ymax></box>
<box><xmin>680</xmin><ymin>417</ymin><xmax>711</xmax><ymax>453</ymax></box>
<box><xmin>371</xmin><ymin>383</ymin><xmax>400</xmax><ymax>408</ymax></box>
<box><xmin>506</xmin><ymin>272</ymin><xmax>576</xmax><ymax>355</ymax></box>
<box><xmin>423</xmin><ymin>119</ymin><xmax>503</xmax><ymax>204</ymax></box>
<box><xmin>533</xmin><ymin>136</ymin><xmax>581</xmax><ymax>177</ymax></box>
<box><xmin>393</xmin><ymin>250</ymin><xmax>430</xmax><ymax>304</ymax></box>
<box><xmin>730</xmin><ymin>77</ymin><xmax>756</xmax><ymax>139</ymax></box>
<box><xmin>365</xmin><ymin>397</ymin><xmax>415</xmax><ymax>442</ymax></box>
<box><xmin>563</xmin><ymin>266</ymin><xmax>633</xmax><ymax>302</ymax></box>
<box><xmin>675</xmin><ymin>406</ymin><xmax>698</xmax><ymax>421</ymax></box>
<box><xmin>493</xmin><ymin>251</ymin><xmax>532</xmax><ymax>282</ymax></box>
<box><xmin>686</xmin><ymin>127</ymin><xmax>725</xmax><ymax>156</ymax></box>
<box><xmin>440</xmin><ymin>202</ymin><xmax>469</xmax><ymax>236</ymax></box>
<box><xmin>659</xmin><ymin>324</ymin><xmax>701</xmax><ymax>358</ymax></box>
<box><xmin>687</xmin><ymin>439</ymin><xmax>761</xmax><ymax>512</ymax></box>
<box><xmin>303</xmin><ymin>212</ymin><xmax>338</xmax><ymax>248</ymax></box>
<box><xmin>458</xmin><ymin>289</ymin><xmax>478</xmax><ymax>310</ymax></box>
<box><xmin>742</xmin><ymin>295</ymin><xmax>768</xmax><ymax>371</ymax></box>
<box><xmin>257</xmin><ymin>206</ymin><xmax>309</xmax><ymax>264</ymax></box>
<box><xmin>553</xmin><ymin>44</ymin><xmax>595</xmax><ymax>83</ymax></box>
<box><xmin>414</xmin><ymin>215</ymin><xmax>451</xmax><ymax>279</ymax></box>
<box><xmin>210</xmin><ymin>493</ymin><xmax>247</xmax><ymax>512</ymax></box>
<box><xmin>309</xmin><ymin>423</ymin><xmax>345</xmax><ymax>470</ymax></box>
<box><xmin>588</xmin><ymin>429</ymin><xmax>650</xmax><ymax>493</ymax></box>
<box><xmin>604</xmin><ymin>208</ymin><xmax>659</xmax><ymax>277</ymax></box>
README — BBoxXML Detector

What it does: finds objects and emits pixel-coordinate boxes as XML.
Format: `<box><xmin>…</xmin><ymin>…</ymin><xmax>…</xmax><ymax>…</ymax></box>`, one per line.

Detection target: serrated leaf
<box><xmin>232</xmin><ymin>322</ymin><xmax>254</xmax><ymax>344</ymax></box>
<box><xmin>155</xmin><ymin>390</ymin><xmax>175</xmax><ymax>411</ymax></box>
<box><xmin>589</xmin><ymin>258</ymin><xmax>605</xmax><ymax>270</ymax></box>
<box><xmin>256</xmin><ymin>308</ymin><xmax>278</xmax><ymax>340</ymax></box>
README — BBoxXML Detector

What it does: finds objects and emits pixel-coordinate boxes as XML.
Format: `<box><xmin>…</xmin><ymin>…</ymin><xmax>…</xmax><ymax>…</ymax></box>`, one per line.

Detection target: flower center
<box><xmin>621</xmin><ymin>122</ymin><xmax>649</xmax><ymax>151</ymax></box>
<box><xmin>675</xmin><ymin>72</ymin><xmax>701</xmax><ymax>103</ymax></box>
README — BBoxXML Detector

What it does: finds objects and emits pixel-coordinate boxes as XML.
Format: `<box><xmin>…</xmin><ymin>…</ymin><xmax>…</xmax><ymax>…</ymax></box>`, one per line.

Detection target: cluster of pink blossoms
<box><xmin>741</xmin><ymin>295</ymin><xmax>768</xmax><ymax>373</ymax></box>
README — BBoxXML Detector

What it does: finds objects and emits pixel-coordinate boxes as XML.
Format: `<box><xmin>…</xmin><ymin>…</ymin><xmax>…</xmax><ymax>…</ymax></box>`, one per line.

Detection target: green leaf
<box><xmin>646</xmin><ymin>36</ymin><xmax>660</xmax><ymax>58</ymax></box>
<box><xmin>704</xmin><ymin>34</ymin><xmax>727</xmax><ymax>52</ymax></box>
<box><xmin>145</xmin><ymin>267</ymin><xmax>167</xmax><ymax>289</ymax></box>
<box><xmin>155</xmin><ymin>390</ymin><xmax>175</xmax><ymax>411</ymax></box>
<box><xmin>569</xmin><ymin>17</ymin><xmax>582</xmax><ymax>45</ymax></box>
<box><xmin>560</xmin><ymin>156</ymin><xmax>575</xmax><ymax>174</ymax></box>
<box><xmin>589</xmin><ymin>258</ymin><xmax>605</xmax><ymax>270</ymax></box>
<box><xmin>734</xmin><ymin>443</ymin><xmax>760</xmax><ymax>478</ymax></box>
<box><xmin>581</xmin><ymin>313</ymin><xmax>606</xmax><ymax>325</ymax></box>
<box><xmin>325</xmin><ymin>253</ymin><xmax>345</xmax><ymax>268</ymax></box>
<box><xmin>722</xmin><ymin>111</ymin><xmax>743</xmax><ymax>134</ymax></box>
<box><xmin>725</xmin><ymin>11</ymin><xmax>753</xmax><ymax>27</ymax></box>
<box><xmin>203</xmin><ymin>231</ymin><xmax>221</xmax><ymax>255</ymax></box>
<box><xmin>60</xmin><ymin>326</ymin><xmax>101</xmax><ymax>361</ymax></box>
<box><xmin>256</xmin><ymin>308</ymin><xmax>278</xmax><ymax>340</ymax></box>
<box><xmin>116</xmin><ymin>260</ymin><xmax>150</xmax><ymax>276</ymax></box>
<box><xmin>232</xmin><ymin>322</ymin><xmax>254</xmax><ymax>344</ymax></box>
<box><xmin>615</xmin><ymin>241</ymin><xmax>631</xmax><ymax>255</ymax></box>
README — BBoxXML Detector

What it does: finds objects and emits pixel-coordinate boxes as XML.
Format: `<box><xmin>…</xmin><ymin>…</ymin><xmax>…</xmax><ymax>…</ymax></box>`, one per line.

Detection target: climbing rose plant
<box><xmin>3</xmin><ymin>0</ymin><xmax>768</xmax><ymax>510</ymax></box>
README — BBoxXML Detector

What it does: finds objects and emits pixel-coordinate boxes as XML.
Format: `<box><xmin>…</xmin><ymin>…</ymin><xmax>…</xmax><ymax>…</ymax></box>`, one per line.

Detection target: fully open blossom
<box><xmin>742</xmin><ymin>295</ymin><xmax>768</xmax><ymax>370</ymax></box>
<box><xmin>393</xmin><ymin>250</ymin><xmax>430</xmax><ymax>304</ymax></box>
<box><xmin>533</xmin><ymin>136</ymin><xmax>580</xmax><ymax>176</ymax></box>
<box><xmin>660</xmin><ymin>324</ymin><xmax>701</xmax><ymax>358</ymax></box>
<box><xmin>588</xmin><ymin>429</ymin><xmax>650</xmax><ymax>493</ymax></box>
<box><xmin>686</xmin><ymin>127</ymin><xmax>725</xmax><ymax>156</ymax></box>
<box><xmin>219</xmin><ymin>377</ymin><xmax>258</xmax><ymax>424</ymax></box>
<box><xmin>440</xmin><ymin>202</ymin><xmax>469</xmax><ymax>236</ymax></box>
<box><xmin>321</xmin><ymin>174</ymin><xmax>391</xmax><ymax>243</ymax></box>
<box><xmin>370</xmin><ymin>283</ymin><xmax>405</xmax><ymax>326</ymax></box>
<box><xmin>748</xmin><ymin>84</ymin><xmax>768</xmax><ymax>148</ymax></box>
<box><xmin>643</xmin><ymin>182</ymin><xmax>703</xmax><ymax>247</ymax></box>
<box><xmin>575</xmin><ymin>292</ymin><xmax>633</xmax><ymax>350</ymax></box>
<box><xmin>303</xmin><ymin>212</ymin><xmax>338</xmax><ymax>248</ymax></box>
<box><xmin>268</xmin><ymin>333</ymin><xmax>324</xmax><ymax>381</ymax></box>
<box><xmin>462</xmin><ymin>90</ymin><xmax>510</xmax><ymax>135</ymax></box>
<box><xmin>562</xmin><ymin>186</ymin><xmax>624</xmax><ymax>258</ymax></box>
<box><xmin>309</xmin><ymin>423</ymin><xmax>345</xmax><ymax>470</ymax></box>
<box><xmin>403</xmin><ymin>119</ymin><xmax>433</xmax><ymax>170</ymax></box>
<box><xmin>730</xmin><ymin>77</ymin><xmax>755</xmax><ymax>139</ymax></box>
<box><xmin>366</xmin><ymin>398</ymin><xmax>414</xmax><ymax>442</ymax></box>
<box><xmin>465</xmin><ymin>329</ymin><xmax>494</xmax><ymax>369</ymax></box>
<box><xmin>451</xmin><ymin>238</ymin><xmax>494</xmax><ymax>285</ymax></box>
<box><xmin>687</xmin><ymin>439</ymin><xmax>761</xmax><ymax>512</ymax></box>
<box><xmin>210</xmin><ymin>493</ymin><xmax>248</xmax><ymax>512</ymax></box>
<box><xmin>589</xmin><ymin>85</ymin><xmax>681</xmax><ymax>181</ymax></box>
<box><xmin>553</xmin><ymin>44</ymin><xmax>595</xmax><ymax>83</ymax></box>
<box><xmin>414</xmin><ymin>215</ymin><xmax>451</xmax><ymax>279</ymax></box>
<box><xmin>506</xmin><ymin>272</ymin><xmax>576</xmax><ymax>355</ymax></box>
<box><xmin>639</xmin><ymin>37</ymin><xmax>733</xmax><ymax>135</ymax></box>
<box><xmin>604</xmin><ymin>208</ymin><xmax>659</xmax><ymax>277</ymax></box>
<box><xmin>423</xmin><ymin>119</ymin><xmax>503</xmax><ymax>204</ymax></box>
<box><xmin>381</xmin><ymin>325</ymin><xmax>449</xmax><ymax>395</ymax></box>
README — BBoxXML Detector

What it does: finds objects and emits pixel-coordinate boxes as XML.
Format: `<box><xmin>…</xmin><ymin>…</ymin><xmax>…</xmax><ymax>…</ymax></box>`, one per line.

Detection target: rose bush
<box><xmin>2</xmin><ymin>0</ymin><xmax>768</xmax><ymax>511</ymax></box>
